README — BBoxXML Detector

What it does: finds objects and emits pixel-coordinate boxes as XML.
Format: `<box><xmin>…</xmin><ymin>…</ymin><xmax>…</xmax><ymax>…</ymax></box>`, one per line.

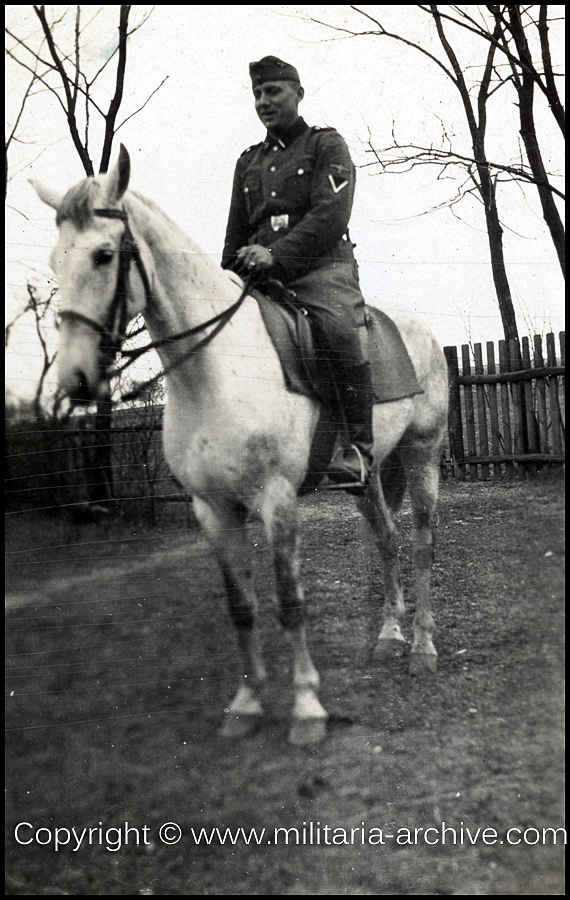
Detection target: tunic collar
<box><xmin>263</xmin><ymin>116</ymin><xmax>309</xmax><ymax>150</ymax></box>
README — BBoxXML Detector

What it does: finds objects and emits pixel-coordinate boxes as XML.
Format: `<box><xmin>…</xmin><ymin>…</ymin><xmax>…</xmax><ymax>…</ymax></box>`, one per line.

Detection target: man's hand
<box><xmin>236</xmin><ymin>244</ymin><xmax>275</xmax><ymax>275</ymax></box>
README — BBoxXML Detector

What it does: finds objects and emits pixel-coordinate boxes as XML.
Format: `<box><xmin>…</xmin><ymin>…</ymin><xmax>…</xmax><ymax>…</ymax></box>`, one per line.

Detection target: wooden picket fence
<box><xmin>443</xmin><ymin>331</ymin><xmax>565</xmax><ymax>480</ymax></box>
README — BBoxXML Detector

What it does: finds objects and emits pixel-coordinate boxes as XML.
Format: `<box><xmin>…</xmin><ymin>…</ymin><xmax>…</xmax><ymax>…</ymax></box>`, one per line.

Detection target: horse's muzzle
<box><xmin>57</xmin><ymin>320</ymin><xmax>107</xmax><ymax>404</ymax></box>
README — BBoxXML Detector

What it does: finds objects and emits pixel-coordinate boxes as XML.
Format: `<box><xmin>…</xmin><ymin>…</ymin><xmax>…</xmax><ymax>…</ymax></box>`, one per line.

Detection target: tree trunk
<box><xmin>473</xmin><ymin>142</ymin><xmax>520</xmax><ymax>344</ymax></box>
<box><xmin>481</xmin><ymin>193</ymin><xmax>520</xmax><ymax>343</ymax></box>
<box><xmin>507</xmin><ymin>7</ymin><xmax>565</xmax><ymax>278</ymax></box>
<box><xmin>89</xmin><ymin>398</ymin><xmax>114</xmax><ymax>505</ymax></box>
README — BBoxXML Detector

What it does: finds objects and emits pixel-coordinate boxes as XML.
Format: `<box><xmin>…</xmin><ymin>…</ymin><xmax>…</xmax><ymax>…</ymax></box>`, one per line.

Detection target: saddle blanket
<box><xmin>254</xmin><ymin>293</ymin><xmax>423</xmax><ymax>405</ymax></box>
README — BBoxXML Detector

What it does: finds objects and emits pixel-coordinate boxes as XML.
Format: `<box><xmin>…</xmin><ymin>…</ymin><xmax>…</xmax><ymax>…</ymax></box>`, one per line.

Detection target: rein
<box><xmin>59</xmin><ymin>206</ymin><xmax>250</xmax><ymax>404</ymax></box>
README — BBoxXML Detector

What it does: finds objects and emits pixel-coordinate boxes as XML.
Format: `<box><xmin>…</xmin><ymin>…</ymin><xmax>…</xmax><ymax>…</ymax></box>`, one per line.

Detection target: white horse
<box><xmin>31</xmin><ymin>146</ymin><xmax>449</xmax><ymax>745</ymax></box>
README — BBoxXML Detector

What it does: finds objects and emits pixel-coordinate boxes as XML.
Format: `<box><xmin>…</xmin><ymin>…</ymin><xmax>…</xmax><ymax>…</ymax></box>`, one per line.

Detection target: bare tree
<box><xmin>5</xmin><ymin>282</ymin><xmax>63</xmax><ymax>420</ymax></box>
<box><xmin>409</xmin><ymin>5</ymin><xmax>565</xmax><ymax>277</ymax></box>
<box><xmin>5</xmin><ymin>70</ymin><xmax>39</xmax><ymax>200</ymax></box>
<box><xmin>6</xmin><ymin>5</ymin><xmax>167</xmax><ymax>510</ymax></box>
<box><xmin>302</xmin><ymin>5</ymin><xmax>564</xmax><ymax>343</ymax></box>
<box><xmin>493</xmin><ymin>5</ymin><xmax>565</xmax><ymax>277</ymax></box>
<box><xmin>5</xmin><ymin>5</ymin><xmax>167</xmax><ymax>178</ymax></box>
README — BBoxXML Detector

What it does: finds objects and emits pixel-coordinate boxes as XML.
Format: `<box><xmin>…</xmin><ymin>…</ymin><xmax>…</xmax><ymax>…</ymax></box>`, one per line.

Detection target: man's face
<box><xmin>253</xmin><ymin>80</ymin><xmax>304</xmax><ymax>135</ymax></box>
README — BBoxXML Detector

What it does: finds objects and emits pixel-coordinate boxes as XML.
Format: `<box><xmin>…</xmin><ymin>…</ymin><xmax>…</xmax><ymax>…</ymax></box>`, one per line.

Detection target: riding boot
<box><xmin>326</xmin><ymin>361</ymin><xmax>375</xmax><ymax>485</ymax></box>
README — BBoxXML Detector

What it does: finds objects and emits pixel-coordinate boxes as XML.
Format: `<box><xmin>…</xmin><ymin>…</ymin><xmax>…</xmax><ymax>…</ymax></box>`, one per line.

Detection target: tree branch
<box><xmin>115</xmin><ymin>76</ymin><xmax>169</xmax><ymax>131</ymax></box>
<box><xmin>33</xmin><ymin>4</ymin><xmax>94</xmax><ymax>174</ymax></box>
<box><xmin>5</xmin><ymin>46</ymin><xmax>69</xmax><ymax>117</ymax></box>
<box><xmin>73</xmin><ymin>5</ymin><xmax>80</xmax><ymax>107</ymax></box>
<box><xmin>99</xmin><ymin>5</ymin><xmax>130</xmax><ymax>173</ymax></box>
<box><xmin>537</xmin><ymin>5</ymin><xmax>565</xmax><ymax>136</ymax></box>
<box><xmin>361</xmin><ymin>137</ymin><xmax>565</xmax><ymax>199</ymax></box>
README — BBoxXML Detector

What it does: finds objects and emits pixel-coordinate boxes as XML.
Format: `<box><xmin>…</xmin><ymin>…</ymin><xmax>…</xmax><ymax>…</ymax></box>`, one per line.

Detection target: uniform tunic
<box><xmin>222</xmin><ymin>117</ymin><xmax>368</xmax><ymax>365</ymax></box>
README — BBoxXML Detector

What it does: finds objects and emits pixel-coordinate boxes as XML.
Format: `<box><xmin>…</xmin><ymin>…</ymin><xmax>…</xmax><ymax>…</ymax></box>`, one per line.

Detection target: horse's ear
<box><xmin>101</xmin><ymin>144</ymin><xmax>131</xmax><ymax>205</ymax></box>
<box><xmin>29</xmin><ymin>179</ymin><xmax>63</xmax><ymax>211</ymax></box>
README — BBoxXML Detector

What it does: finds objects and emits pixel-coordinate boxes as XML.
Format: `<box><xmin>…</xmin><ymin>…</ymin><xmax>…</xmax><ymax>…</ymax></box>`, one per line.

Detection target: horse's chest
<box><xmin>163</xmin><ymin>400</ymin><xmax>304</xmax><ymax>495</ymax></box>
<box><xmin>162</xmin><ymin>410</ymin><xmax>284</xmax><ymax>494</ymax></box>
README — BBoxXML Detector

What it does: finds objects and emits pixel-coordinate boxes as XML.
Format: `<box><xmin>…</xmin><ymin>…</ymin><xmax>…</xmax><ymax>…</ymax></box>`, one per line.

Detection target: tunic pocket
<box><xmin>282</xmin><ymin>165</ymin><xmax>313</xmax><ymax>210</ymax></box>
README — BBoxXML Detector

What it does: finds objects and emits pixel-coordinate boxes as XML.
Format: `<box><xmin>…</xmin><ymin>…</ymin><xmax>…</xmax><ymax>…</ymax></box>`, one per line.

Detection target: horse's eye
<box><xmin>94</xmin><ymin>249</ymin><xmax>114</xmax><ymax>266</ymax></box>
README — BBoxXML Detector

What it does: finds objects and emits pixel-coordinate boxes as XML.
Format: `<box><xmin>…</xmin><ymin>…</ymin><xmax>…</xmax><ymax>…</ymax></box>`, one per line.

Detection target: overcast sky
<box><xmin>5</xmin><ymin>5</ymin><xmax>565</xmax><ymax>401</ymax></box>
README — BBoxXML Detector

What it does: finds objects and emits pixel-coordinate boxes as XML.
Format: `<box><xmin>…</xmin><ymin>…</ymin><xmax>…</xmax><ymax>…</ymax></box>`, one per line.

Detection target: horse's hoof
<box><xmin>288</xmin><ymin>717</ymin><xmax>327</xmax><ymax>746</ymax></box>
<box><xmin>409</xmin><ymin>653</ymin><xmax>438</xmax><ymax>675</ymax></box>
<box><xmin>219</xmin><ymin>714</ymin><xmax>261</xmax><ymax>739</ymax></box>
<box><xmin>373</xmin><ymin>638</ymin><xmax>406</xmax><ymax>660</ymax></box>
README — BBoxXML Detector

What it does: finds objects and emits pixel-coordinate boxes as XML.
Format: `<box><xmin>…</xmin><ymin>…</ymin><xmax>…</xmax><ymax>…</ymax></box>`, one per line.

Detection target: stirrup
<box><xmin>326</xmin><ymin>444</ymin><xmax>371</xmax><ymax>486</ymax></box>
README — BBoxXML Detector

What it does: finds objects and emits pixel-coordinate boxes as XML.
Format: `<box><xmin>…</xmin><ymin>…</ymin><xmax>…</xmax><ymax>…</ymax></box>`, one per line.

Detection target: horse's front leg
<box><xmin>193</xmin><ymin>496</ymin><xmax>266</xmax><ymax>737</ymax></box>
<box><xmin>259</xmin><ymin>476</ymin><xmax>328</xmax><ymax>745</ymax></box>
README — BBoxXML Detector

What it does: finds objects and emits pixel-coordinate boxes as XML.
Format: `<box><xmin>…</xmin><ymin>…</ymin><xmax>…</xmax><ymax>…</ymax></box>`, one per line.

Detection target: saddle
<box><xmin>252</xmin><ymin>282</ymin><xmax>423</xmax><ymax>406</ymax></box>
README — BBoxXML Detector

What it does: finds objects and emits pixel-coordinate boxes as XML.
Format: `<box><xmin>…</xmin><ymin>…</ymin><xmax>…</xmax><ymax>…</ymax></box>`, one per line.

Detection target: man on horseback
<box><xmin>222</xmin><ymin>55</ymin><xmax>374</xmax><ymax>486</ymax></box>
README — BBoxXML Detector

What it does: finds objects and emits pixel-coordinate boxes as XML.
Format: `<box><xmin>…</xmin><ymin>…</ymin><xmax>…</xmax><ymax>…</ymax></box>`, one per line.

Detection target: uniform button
<box><xmin>270</xmin><ymin>166</ymin><xmax>276</xmax><ymax>172</ymax></box>
<box><xmin>298</xmin><ymin>168</ymin><xmax>304</xmax><ymax>175</ymax></box>
<box><xmin>270</xmin><ymin>191</ymin><xmax>276</xmax><ymax>197</ymax></box>
<box><xmin>244</xmin><ymin>186</ymin><xmax>249</xmax><ymax>193</ymax></box>
<box><xmin>273</xmin><ymin>145</ymin><xmax>278</xmax><ymax>152</ymax></box>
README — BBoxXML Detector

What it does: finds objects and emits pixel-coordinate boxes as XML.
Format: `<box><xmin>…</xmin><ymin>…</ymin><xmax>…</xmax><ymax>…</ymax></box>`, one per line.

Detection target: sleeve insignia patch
<box><xmin>328</xmin><ymin>173</ymin><xmax>349</xmax><ymax>194</ymax></box>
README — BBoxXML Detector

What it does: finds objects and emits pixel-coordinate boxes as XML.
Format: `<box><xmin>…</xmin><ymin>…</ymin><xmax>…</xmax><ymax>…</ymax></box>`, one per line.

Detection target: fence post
<box><xmin>521</xmin><ymin>337</ymin><xmax>539</xmax><ymax>478</ymax></box>
<box><xmin>559</xmin><ymin>332</ymin><xmax>565</xmax><ymax>413</ymax></box>
<box><xmin>444</xmin><ymin>346</ymin><xmax>465</xmax><ymax>481</ymax></box>
<box><xmin>461</xmin><ymin>344</ymin><xmax>478</xmax><ymax>480</ymax></box>
<box><xmin>546</xmin><ymin>333</ymin><xmax>563</xmax><ymax>457</ymax></box>
<box><xmin>533</xmin><ymin>335</ymin><xmax>549</xmax><ymax>453</ymax></box>
<box><xmin>486</xmin><ymin>341</ymin><xmax>502</xmax><ymax>481</ymax></box>
<box><xmin>473</xmin><ymin>343</ymin><xmax>490</xmax><ymax>480</ymax></box>
<box><xmin>509</xmin><ymin>338</ymin><xmax>526</xmax><ymax>480</ymax></box>
<box><xmin>498</xmin><ymin>341</ymin><xmax>514</xmax><ymax>480</ymax></box>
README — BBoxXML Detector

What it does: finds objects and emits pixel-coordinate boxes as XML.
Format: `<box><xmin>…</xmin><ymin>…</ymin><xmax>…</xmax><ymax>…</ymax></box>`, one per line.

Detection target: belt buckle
<box><xmin>271</xmin><ymin>214</ymin><xmax>289</xmax><ymax>232</ymax></box>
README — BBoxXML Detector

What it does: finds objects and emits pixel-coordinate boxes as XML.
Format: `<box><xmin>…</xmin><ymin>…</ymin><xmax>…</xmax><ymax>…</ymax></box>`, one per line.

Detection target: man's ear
<box><xmin>297</xmin><ymin>85</ymin><xmax>305</xmax><ymax>102</ymax></box>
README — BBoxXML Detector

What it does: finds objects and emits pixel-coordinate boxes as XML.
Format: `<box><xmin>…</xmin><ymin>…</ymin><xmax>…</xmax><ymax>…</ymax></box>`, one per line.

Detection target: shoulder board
<box><xmin>239</xmin><ymin>142</ymin><xmax>262</xmax><ymax>157</ymax></box>
<box><xmin>311</xmin><ymin>125</ymin><xmax>336</xmax><ymax>133</ymax></box>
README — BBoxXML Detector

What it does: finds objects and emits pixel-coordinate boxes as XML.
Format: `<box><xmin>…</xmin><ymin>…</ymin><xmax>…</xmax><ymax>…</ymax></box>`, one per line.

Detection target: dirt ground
<box><xmin>5</xmin><ymin>480</ymin><xmax>565</xmax><ymax>895</ymax></box>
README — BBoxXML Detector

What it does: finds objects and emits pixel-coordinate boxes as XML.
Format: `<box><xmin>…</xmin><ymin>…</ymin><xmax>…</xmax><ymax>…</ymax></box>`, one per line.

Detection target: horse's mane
<box><xmin>56</xmin><ymin>178</ymin><xmax>96</xmax><ymax>230</ymax></box>
<box><xmin>127</xmin><ymin>190</ymin><xmax>191</xmax><ymax>242</ymax></box>
<box><xmin>56</xmin><ymin>180</ymin><xmax>187</xmax><ymax>241</ymax></box>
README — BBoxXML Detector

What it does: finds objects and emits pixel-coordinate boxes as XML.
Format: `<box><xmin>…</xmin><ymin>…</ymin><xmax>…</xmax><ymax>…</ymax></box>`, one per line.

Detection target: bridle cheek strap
<box><xmin>57</xmin><ymin>206</ymin><xmax>152</xmax><ymax>374</ymax></box>
<box><xmin>92</xmin><ymin>207</ymin><xmax>152</xmax><ymax>363</ymax></box>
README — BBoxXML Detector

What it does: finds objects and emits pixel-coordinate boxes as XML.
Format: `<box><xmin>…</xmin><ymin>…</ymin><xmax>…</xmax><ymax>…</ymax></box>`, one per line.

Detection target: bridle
<box><xmin>57</xmin><ymin>208</ymin><xmax>150</xmax><ymax>370</ymax></box>
<box><xmin>57</xmin><ymin>206</ymin><xmax>250</xmax><ymax>404</ymax></box>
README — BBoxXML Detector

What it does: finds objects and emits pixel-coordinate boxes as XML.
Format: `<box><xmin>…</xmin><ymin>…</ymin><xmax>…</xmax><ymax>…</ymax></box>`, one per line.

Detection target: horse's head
<box><xmin>31</xmin><ymin>145</ymin><xmax>147</xmax><ymax>403</ymax></box>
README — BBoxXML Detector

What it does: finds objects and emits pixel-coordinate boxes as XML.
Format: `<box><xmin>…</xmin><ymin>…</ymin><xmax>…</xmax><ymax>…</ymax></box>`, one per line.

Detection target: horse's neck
<box><xmin>124</xmin><ymin>192</ymin><xmax>273</xmax><ymax>398</ymax></box>
<box><xmin>125</xmin><ymin>191</ymin><xmax>242</xmax><ymax>338</ymax></box>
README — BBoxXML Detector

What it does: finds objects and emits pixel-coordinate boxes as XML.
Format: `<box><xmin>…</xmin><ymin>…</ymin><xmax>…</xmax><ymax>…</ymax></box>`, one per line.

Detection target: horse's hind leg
<box><xmin>403</xmin><ymin>446</ymin><xmax>442</xmax><ymax>675</ymax></box>
<box><xmin>193</xmin><ymin>496</ymin><xmax>266</xmax><ymax>737</ymax></box>
<box><xmin>258</xmin><ymin>476</ymin><xmax>328</xmax><ymax>746</ymax></box>
<box><xmin>355</xmin><ymin>456</ymin><xmax>407</xmax><ymax>659</ymax></box>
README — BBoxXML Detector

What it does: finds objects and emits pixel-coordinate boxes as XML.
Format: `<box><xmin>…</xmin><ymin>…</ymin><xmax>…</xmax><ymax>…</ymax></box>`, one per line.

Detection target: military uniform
<box><xmin>222</xmin><ymin>56</ymin><xmax>374</xmax><ymax>484</ymax></box>
<box><xmin>222</xmin><ymin>117</ymin><xmax>368</xmax><ymax>366</ymax></box>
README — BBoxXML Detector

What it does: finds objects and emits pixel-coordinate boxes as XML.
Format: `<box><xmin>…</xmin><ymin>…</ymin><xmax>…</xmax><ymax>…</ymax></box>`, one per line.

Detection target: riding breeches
<box><xmin>288</xmin><ymin>262</ymin><xmax>368</xmax><ymax>367</ymax></box>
